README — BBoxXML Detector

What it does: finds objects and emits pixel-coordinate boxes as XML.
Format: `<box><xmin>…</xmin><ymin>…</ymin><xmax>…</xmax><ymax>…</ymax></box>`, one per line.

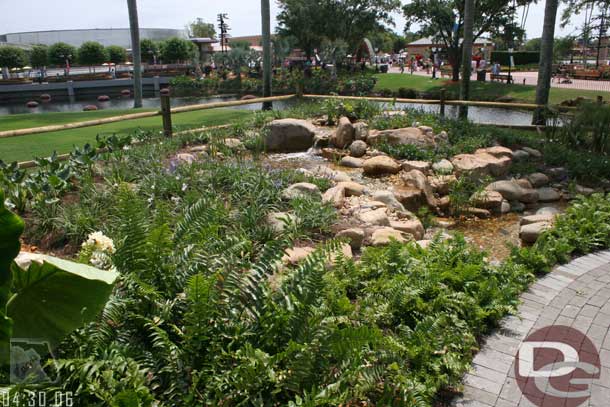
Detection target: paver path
<box><xmin>453</xmin><ymin>250</ymin><xmax>610</xmax><ymax>407</ymax></box>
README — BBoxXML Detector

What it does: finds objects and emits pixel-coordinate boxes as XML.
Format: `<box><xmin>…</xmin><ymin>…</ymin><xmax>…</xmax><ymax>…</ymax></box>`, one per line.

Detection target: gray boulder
<box><xmin>349</xmin><ymin>140</ymin><xmax>368</xmax><ymax>158</ymax></box>
<box><xmin>265</xmin><ymin>119</ymin><xmax>316</xmax><ymax>152</ymax></box>
<box><xmin>332</xmin><ymin>117</ymin><xmax>355</xmax><ymax>148</ymax></box>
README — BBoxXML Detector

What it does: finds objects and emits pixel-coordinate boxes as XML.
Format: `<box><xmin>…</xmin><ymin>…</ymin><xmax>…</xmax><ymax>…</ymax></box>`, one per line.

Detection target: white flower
<box><xmin>82</xmin><ymin>231</ymin><xmax>116</xmax><ymax>254</ymax></box>
<box><xmin>181</xmin><ymin>183</ymin><xmax>188</xmax><ymax>192</ymax></box>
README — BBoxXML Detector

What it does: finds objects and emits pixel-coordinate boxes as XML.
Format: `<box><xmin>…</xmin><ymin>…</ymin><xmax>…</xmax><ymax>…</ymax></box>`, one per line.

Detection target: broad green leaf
<box><xmin>8</xmin><ymin>253</ymin><xmax>118</xmax><ymax>348</ymax></box>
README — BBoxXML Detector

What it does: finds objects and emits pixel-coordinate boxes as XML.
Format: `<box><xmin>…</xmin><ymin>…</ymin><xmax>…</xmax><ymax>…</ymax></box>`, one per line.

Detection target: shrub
<box><xmin>0</xmin><ymin>46</ymin><xmax>27</xmax><ymax>70</ymax></box>
<box><xmin>159</xmin><ymin>37</ymin><xmax>196</xmax><ymax>63</ymax></box>
<box><xmin>29</xmin><ymin>45</ymin><xmax>48</xmax><ymax>68</ymax></box>
<box><xmin>77</xmin><ymin>41</ymin><xmax>108</xmax><ymax>67</ymax></box>
<box><xmin>47</xmin><ymin>42</ymin><xmax>77</xmax><ymax>66</ymax></box>
<box><xmin>106</xmin><ymin>45</ymin><xmax>127</xmax><ymax>64</ymax></box>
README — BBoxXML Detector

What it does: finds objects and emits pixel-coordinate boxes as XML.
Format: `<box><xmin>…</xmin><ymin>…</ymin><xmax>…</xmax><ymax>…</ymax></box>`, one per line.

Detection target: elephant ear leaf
<box><xmin>8</xmin><ymin>253</ymin><xmax>118</xmax><ymax>348</ymax></box>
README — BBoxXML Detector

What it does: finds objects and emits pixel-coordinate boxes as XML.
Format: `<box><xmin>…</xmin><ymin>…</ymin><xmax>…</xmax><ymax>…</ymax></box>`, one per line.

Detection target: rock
<box><xmin>521</xmin><ymin>214</ymin><xmax>556</xmax><ymax>226</ymax></box>
<box><xmin>475</xmin><ymin>146</ymin><xmax>514</xmax><ymax>158</ymax></box>
<box><xmin>339</xmin><ymin>156</ymin><xmax>364</xmax><ymax>168</ymax></box>
<box><xmin>390</xmin><ymin>219</ymin><xmax>424</xmax><ymax>240</ymax></box>
<box><xmin>463</xmin><ymin>207</ymin><xmax>492</xmax><ymax>219</ymax></box>
<box><xmin>330</xmin><ymin>244</ymin><xmax>354</xmax><ymax>264</ymax></box>
<box><xmin>282</xmin><ymin>247</ymin><xmax>315</xmax><ymax>265</ymax></box>
<box><xmin>546</xmin><ymin>167</ymin><xmax>568</xmax><ymax>181</ymax></box>
<box><xmin>372</xmin><ymin>191</ymin><xmax>406</xmax><ymax>213</ymax></box>
<box><xmin>401</xmin><ymin>170</ymin><xmax>439</xmax><ymax>207</ymax></box>
<box><xmin>515</xmin><ymin>179</ymin><xmax>533</xmax><ymax>189</ymax></box>
<box><xmin>313</xmin><ymin>131</ymin><xmax>331</xmax><ymax>148</ymax></box>
<box><xmin>537</xmin><ymin>207</ymin><xmax>560</xmax><ymax>216</ymax></box>
<box><xmin>282</xmin><ymin>183</ymin><xmax>321</xmax><ymax>200</ymax></box>
<box><xmin>432</xmin><ymin>159</ymin><xmax>454</xmax><ymax>174</ymax></box>
<box><xmin>428</xmin><ymin>174</ymin><xmax>457</xmax><ymax>195</ymax></box>
<box><xmin>267</xmin><ymin>212</ymin><xmax>298</xmax><ymax>233</ymax></box>
<box><xmin>222</xmin><ymin>138</ymin><xmax>245</xmax><ymax>150</ymax></box>
<box><xmin>486</xmin><ymin>180</ymin><xmax>523</xmax><ymax>201</ymax></box>
<box><xmin>512</xmin><ymin>150</ymin><xmax>530</xmax><ymax>161</ymax></box>
<box><xmin>336</xmin><ymin>228</ymin><xmax>365</xmax><ymax>250</ymax></box>
<box><xmin>575</xmin><ymin>185</ymin><xmax>595</xmax><ymax>196</ymax></box>
<box><xmin>402</xmin><ymin>160</ymin><xmax>431</xmax><ymax>173</ymax></box>
<box><xmin>520</xmin><ymin>188</ymin><xmax>540</xmax><ymax>204</ymax></box>
<box><xmin>311</xmin><ymin>166</ymin><xmax>352</xmax><ymax>182</ymax></box>
<box><xmin>349</xmin><ymin>140</ymin><xmax>368</xmax><ymax>157</ymax></box>
<box><xmin>537</xmin><ymin>187</ymin><xmax>561</xmax><ymax>202</ymax></box>
<box><xmin>393</xmin><ymin>187</ymin><xmax>424</xmax><ymax>211</ymax></box>
<box><xmin>333</xmin><ymin>172</ymin><xmax>352</xmax><ymax>182</ymax></box>
<box><xmin>361</xmin><ymin>201</ymin><xmax>387</xmax><ymax>210</ymax></box>
<box><xmin>520</xmin><ymin>222</ymin><xmax>551</xmax><ymax>244</ymax></box>
<box><xmin>336</xmin><ymin>181</ymin><xmax>365</xmax><ymax>196</ymax></box>
<box><xmin>418</xmin><ymin>125</ymin><xmax>433</xmax><ymax>134</ymax></box>
<box><xmin>367</xmin><ymin>127</ymin><xmax>436</xmax><ymax>148</ymax></box>
<box><xmin>332</xmin><ymin>117</ymin><xmax>355</xmax><ymax>148</ymax></box>
<box><xmin>370</xmin><ymin>227</ymin><xmax>409</xmax><ymax>246</ymax></box>
<box><xmin>528</xmin><ymin>173</ymin><xmax>550</xmax><ymax>188</ymax></box>
<box><xmin>522</xmin><ymin>147</ymin><xmax>542</xmax><ymax>158</ymax></box>
<box><xmin>353</xmin><ymin>122</ymin><xmax>369</xmax><ymax>141</ymax></box>
<box><xmin>358</xmin><ymin>208</ymin><xmax>390</xmax><ymax>226</ymax></box>
<box><xmin>452</xmin><ymin>152</ymin><xmax>512</xmax><ymax>178</ymax></box>
<box><xmin>363</xmin><ymin>156</ymin><xmax>401</xmax><ymax>176</ymax></box>
<box><xmin>265</xmin><ymin>119</ymin><xmax>316</xmax><ymax>152</ymax></box>
<box><xmin>322</xmin><ymin>186</ymin><xmax>345</xmax><ymax>208</ymax></box>
<box><xmin>500</xmin><ymin>200</ymin><xmax>511</xmax><ymax>214</ymax></box>
<box><xmin>470</xmin><ymin>190</ymin><xmax>504</xmax><ymax>211</ymax></box>
<box><xmin>189</xmin><ymin>145</ymin><xmax>209</xmax><ymax>154</ymax></box>
<box><xmin>511</xmin><ymin>201</ymin><xmax>526</xmax><ymax>213</ymax></box>
<box><xmin>83</xmin><ymin>105</ymin><xmax>98</xmax><ymax>111</ymax></box>
<box><xmin>321</xmin><ymin>148</ymin><xmax>345</xmax><ymax>161</ymax></box>
<box><xmin>437</xmin><ymin>131</ymin><xmax>449</xmax><ymax>143</ymax></box>
<box><xmin>175</xmin><ymin>153</ymin><xmax>197</xmax><ymax>165</ymax></box>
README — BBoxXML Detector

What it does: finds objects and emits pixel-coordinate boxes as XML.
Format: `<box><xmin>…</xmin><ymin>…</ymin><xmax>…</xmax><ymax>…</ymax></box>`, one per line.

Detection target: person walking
<box><xmin>399</xmin><ymin>60</ymin><xmax>405</xmax><ymax>74</ymax></box>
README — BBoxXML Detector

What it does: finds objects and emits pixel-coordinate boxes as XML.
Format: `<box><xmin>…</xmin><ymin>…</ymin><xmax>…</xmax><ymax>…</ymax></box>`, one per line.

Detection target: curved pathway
<box><xmin>453</xmin><ymin>250</ymin><xmax>610</xmax><ymax>407</ymax></box>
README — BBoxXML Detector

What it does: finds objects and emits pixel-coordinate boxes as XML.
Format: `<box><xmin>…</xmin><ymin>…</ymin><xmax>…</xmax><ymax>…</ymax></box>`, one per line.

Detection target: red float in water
<box><xmin>83</xmin><ymin>105</ymin><xmax>98</xmax><ymax>111</ymax></box>
<box><xmin>97</xmin><ymin>95</ymin><xmax>110</xmax><ymax>102</ymax></box>
<box><xmin>121</xmin><ymin>89</ymin><xmax>131</xmax><ymax>96</ymax></box>
<box><xmin>26</xmin><ymin>101</ymin><xmax>39</xmax><ymax>108</ymax></box>
<box><xmin>241</xmin><ymin>94</ymin><xmax>257</xmax><ymax>100</ymax></box>
<box><xmin>40</xmin><ymin>94</ymin><xmax>52</xmax><ymax>102</ymax></box>
<box><xmin>160</xmin><ymin>88</ymin><xmax>170</xmax><ymax>95</ymax></box>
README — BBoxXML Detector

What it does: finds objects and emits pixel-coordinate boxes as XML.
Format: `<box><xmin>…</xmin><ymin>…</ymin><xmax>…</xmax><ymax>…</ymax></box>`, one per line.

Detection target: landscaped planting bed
<box><xmin>2</xmin><ymin>100</ymin><xmax>610</xmax><ymax>406</ymax></box>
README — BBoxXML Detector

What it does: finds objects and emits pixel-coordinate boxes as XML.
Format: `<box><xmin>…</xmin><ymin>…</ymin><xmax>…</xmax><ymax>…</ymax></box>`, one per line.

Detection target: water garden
<box><xmin>1</xmin><ymin>96</ymin><xmax>610</xmax><ymax>406</ymax></box>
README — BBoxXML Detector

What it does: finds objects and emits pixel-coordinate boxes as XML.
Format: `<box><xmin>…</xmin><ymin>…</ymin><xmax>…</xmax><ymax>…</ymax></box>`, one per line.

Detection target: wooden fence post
<box><xmin>440</xmin><ymin>88</ymin><xmax>446</xmax><ymax>118</ymax></box>
<box><xmin>160</xmin><ymin>95</ymin><xmax>172</xmax><ymax>138</ymax></box>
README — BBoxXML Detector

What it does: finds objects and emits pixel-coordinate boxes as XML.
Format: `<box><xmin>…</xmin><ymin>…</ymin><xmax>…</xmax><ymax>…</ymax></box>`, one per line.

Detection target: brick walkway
<box><xmin>453</xmin><ymin>250</ymin><xmax>610</xmax><ymax>407</ymax></box>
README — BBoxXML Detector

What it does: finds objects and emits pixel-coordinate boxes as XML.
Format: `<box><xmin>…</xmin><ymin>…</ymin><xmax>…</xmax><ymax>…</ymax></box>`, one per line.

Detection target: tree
<box><xmin>47</xmin><ymin>42</ymin><xmax>76</xmax><ymax>67</ymax></box>
<box><xmin>533</xmin><ymin>0</ymin><xmax>560</xmax><ymax>125</ymax></box>
<box><xmin>523</xmin><ymin>37</ymin><xmax>542</xmax><ymax>51</ymax></box>
<box><xmin>29</xmin><ymin>45</ymin><xmax>48</xmax><ymax>69</ymax></box>
<box><xmin>187</xmin><ymin>18</ymin><xmax>216</xmax><ymax>38</ymax></box>
<box><xmin>561</xmin><ymin>0</ymin><xmax>610</xmax><ymax>66</ymax></box>
<box><xmin>459</xmin><ymin>0</ymin><xmax>475</xmax><ymax>119</ymax></box>
<box><xmin>0</xmin><ymin>46</ymin><xmax>27</xmax><ymax>79</ymax></box>
<box><xmin>403</xmin><ymin>0</ymin><xmax>535</xmax><ymax>80</ymax></box>
<box><xmin>277</xmin><ymin>0</ymin><xmax>400</xmax><ymax>57</ymax></box>
<box><xmin>77</xmin><ymin>41</ymin><xmax>108</xmax><ymax>71</ymax></box>
<box><xmin>140</xmin><ymin>39</ymin><xmax>159</xmax><ymax>64</ymax></box>
<box><xmin>107</xmin><ymin>45</ymin><xmax>127</xmax><ymax>64</ymax></box>
<box><xmin>127</xmin><ymin>0</ymin><xmax>143</xmax><ymax>108</ymax></box>
<box><xmin>261</xmin><ymin>0</ymin><xmax>273</xmax><ymax>110</ymax></box>
<box><xmin>160</xmin><ymin>37</ymin><xmax>196</xmax><ymax>63</ymax></box>
<box><xmin>230</xmin><ymin>40</ymin><xmax>252</xmax><ymax>50</ymax></box>
<box><xmin>554</xmin><ymin>36</ymin><xmax>575</xmax><ymax>62</ymax></box>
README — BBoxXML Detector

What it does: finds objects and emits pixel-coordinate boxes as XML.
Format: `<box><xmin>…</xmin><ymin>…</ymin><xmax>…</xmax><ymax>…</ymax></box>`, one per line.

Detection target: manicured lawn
<box><xmin>0</xmin><ymin>108</ymin><xmax>251</xmax><ymax>162</ymax></box>
<box><xmin>374</xmin><ymin>73</ymin><xmax>610</xmax><ymax>105</ymax></box>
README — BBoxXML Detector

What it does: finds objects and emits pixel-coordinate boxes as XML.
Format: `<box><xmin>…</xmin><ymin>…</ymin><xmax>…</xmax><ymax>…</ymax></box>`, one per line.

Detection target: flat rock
<box><xmin>358</xmin><ymin>208</ymin><xmax>390</xmax><ymax>226</ymax></box>
<box><xmin>402</xmin><ymin>160</ymin><xmax>432</xmax><ymax>173</ymax></box>
<box><xmin>528</xmin><ymin>173</ymin><xmax>550</xmax><ymax>188</ymax></box>
<box><xmin>370</xmin><ymin>227</ymin><xmax>409</xmax><ymax>246</ymax></box>
<box><xmin>322</xmin><ymin>186</ymin><xmax>345</xmax><ymax>208</ymax></box>
<box><xmin>175</xmin><ymin>153</ymin><xmax>197</xmax><ymax>165</ymax></box>
<box><xmin>470</xmin><ymin>190</ymin><xmax>504</xmax><ymax>211</ymax></box>
<box><xmin>222</xmin><ymin>138</ymin><xmax>245</xmax><ymax>150</ymax></box>
<box><xmin>512</xmin><ymin>149</ymin><xmax>530</xmax><ymax>161</ymax></box>
<box><xmin>372</xmin><ymin>191</ymin><xmax>406</xmax><ymax>213</ymax></box>
<box><xmin>265</xmin><ymin>119</ymin><xmax>316</xmax><ymax>152</ymax></box>
<box><xmin>390</xmin><ymin>219</ymin><xmax>424</xmax><ymax>240</ymax></box>
<box><xmin>452</xmin><ymin>152</ymin><xmax>511</xmax><ymax>178</ymax></box>
<box><xmin>432</xmin><ymin>159</ymin><xmax>454</xmax><ymax>174</ymax></box>
<box><xmin>486</xmin><ymin>180</ymin><xmax>523</xmax><ymax>201</ymax></box>
<box><xmin>393</xmin><ymin>186</ymin><xmax>424</xmax><ymax>211</ymax></box>
<box><xmin>522</xmin><ymin>146</ymin><xmax>542</xmax><ymax>158</ymax></box>
<box><xmin>537</xmin><ymin>187</ymin><xmax>561</xmax><ymax>202</ymax></box>
<box><xmin>521</xmin><ymin>214</ymin><xmax>556</xmax><ymax>226</ymax></box>
<box><xmin>282</xmin><ymin>247</ymin><xmax>315</xmax><ymax>265</ymax></box>
<box><xmin>520</xmin><ymin>222</ymin><xmax>551</xmax><ymax>244</ymax></box>
<box><xmin>367</xmin><ymin>127</ymin><xmax>436</xmax><ymax>148</ymax></box>
<box><xmin>339</xmin><ymin>156</ymin><xmax>364</xmax><ymax>168</ymax></box>
<box><xmin>336</xmin><ymin>181</ymin><xmax>365</xmax><ymax>196</ymax></box>
<box><xmin>537</xmin><ymin>206</ymin><xmax>560</xmax><ymax>216</ymax></box>
<box><xmin>281</xmin><ymin>182</ymin><xmax>321</xmax><ymax>200</ymax></box>
<box><xmin>363</xmin><ymin>156</ymin><xmax>401</xmax><ymax>176</ymax></box>
<box><xmin>475</xmin><ymin>146</ymin><xmax>514</xmax><ymax>158</ymax></box>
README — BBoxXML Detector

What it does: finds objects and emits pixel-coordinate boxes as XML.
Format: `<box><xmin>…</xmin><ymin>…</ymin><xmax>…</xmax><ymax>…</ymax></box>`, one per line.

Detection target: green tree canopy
<box><xmin>230</xmin><ymin>40</ymin><xmax>252</xmax><ymax>50</ymax></box>
<box><xmin>159</xmin><ymin>37</ymin><xmax>196</xmax><ymax>63</ymax></box>
<box><xmin>77</xmin><ymin>41</ymin><xmax>108</xmax><ymax>66</ymax></box>
<box><xmin>187</xmin><ymin>18</ymin><xmax>216</xmax><ymax>38</ymax></box>
<box><xmin>140</xmin><ymin>38</ymin><xmax>159</xmax><ymax>64</ymax></box>
<box><xmin>0</xmin><ymin>46</ymin><xmax>27</xmax><ymax>69</ymax></box>
<box><xmin>48</xmin><ymin>42</ymin><xmax>77</xmax><ymax>66</ymax></box>
<box><xmin>403</xmin><ymin>0</ymin><xmax>535</xmax><ymax>79</ymax></box>
<box><xmin>524</xmin><ymin>37</ymin><xmax>542</xmax><ymax>51</ymax></box>
<box><xmin>277</xmin><ymin>0</ymin><xmax>401</xmax><ymax>56</ymax></box>
<box><xmin>106</xmin><ymin>45</ymin><xmax>127</xmax><ymax>64</ymax></box>
<box><xmin>29</xmin><ymin>45</ymin><xmax>48</xmax><ymax>68</ymax></box>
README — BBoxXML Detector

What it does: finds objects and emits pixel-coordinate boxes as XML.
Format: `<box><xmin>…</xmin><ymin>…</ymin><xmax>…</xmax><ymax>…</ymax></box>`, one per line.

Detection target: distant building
<box><xmin>406</xmin><ymin>36</ymin><xmax>494</xmax><ymax>59</ymax></box>
<box><xmin>0</xmin><ymin>28</ymin><xmax>187</xmax><ymax>48</ymax></box>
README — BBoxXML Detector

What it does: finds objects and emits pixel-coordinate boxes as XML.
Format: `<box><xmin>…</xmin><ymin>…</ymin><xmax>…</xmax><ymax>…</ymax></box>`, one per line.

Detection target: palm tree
<box><xmin>533</xmin><ymin>0</ymin><xmax>559</xmax><ymax>125</ymax></box>
<box><xmin>261</xmin><ymin>0</ymin><xmax>273</xmax><ymax>110</ymax></box>
<box><xmin>459</xmin><ymin>0</ymin><xmax>475</xmax><ymax>119</ymax></box>
<box><xmin>127</xmin><ymin>0</ymin><xmax>143</xmax><ymax>108</ymax></box>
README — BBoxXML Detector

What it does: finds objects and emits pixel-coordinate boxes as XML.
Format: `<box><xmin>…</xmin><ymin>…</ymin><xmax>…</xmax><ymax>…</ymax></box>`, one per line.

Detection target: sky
<box><xmin>0</xmin><ymin>0</ymin><xmax>589</xmax><ymax>41</ymax></box>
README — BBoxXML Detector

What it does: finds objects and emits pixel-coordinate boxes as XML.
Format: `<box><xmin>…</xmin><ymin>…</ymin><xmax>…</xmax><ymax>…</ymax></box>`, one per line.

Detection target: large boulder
<box><xmin>527</xmin><ymin>173</ymin><xmax>550</xmax><ymax>188</ymax></box>
<box><xmin>336</xmin><ymin>228</ymin><xmax>365</xmax><ymax>250</ymax></box>
<box><xmin>402</xmin><ymin>160</ymin><xmax>432</xmax><ymax>173</ymax></box>
<box><xmin>337</xmin><ymin>181</ymin><xmax>366</xmax><ymax>196</ymax></box>
<box><xmin>367</xmin><ymin>127</ymin><xmax>436</xmax><ymax>148</ymax></box>
<box><xmin>432</xmin><ymin>159</ymin><xmax>454</xmax><ymax>174</ymax></box>
<box><xmin>520</xmin><ymin>222</ymin><xmax>551</xmax><ymax>244</ymax></box>
<box><xmin>363</xmin><ymin>156</ymin><xmax>401</xmax><ymax>176</ymax></box>
<box><xmin>475</xmin><ymin>146</ymin><xmax>514</xmax><ymax>158</ymax></box>
<box><xmin>265</xmin><ymin>119</ymin><xmax>316</xmax><ymax>152</ymax></box>
<box><xmin>401</xmin><ymin>170</ymin><xmax>439</xmax><ymax>207</ymax></box>
<box><xmin>390</xmin><ymin>219</ymin><xmax>424</xmax><ymax>240</ymax></box>
<box><xmin>451</xmin><ymin>152</ymin><xmax>512</xmax><ymax>178</ymax></box>
<box><xmin>332</xmin><ymin>117</ymin><xmax>355</xmax><ymax>148</ymax></box>
<box><xmin>353</xmin><ymin>122</ymin><xmax>369</xmax><ymax>141</ymax></box>
<box><xmin>486</xmin><ymin>180</ymin><xmax>539</xmax><ymax>203</ymax></box>
<box><xmin>372</xmin><ymin>191</ymin><xmax>406</xmax><ymax>213</ymax></box>
<box><xmin>470</xmin><ymin>190</ymin><xmax>504</xmax><ymax>211</ymax></box>
<box><xmin>339</xmin><ymin>156</ymin><xmax>364</xmax><ymax>168</ymax></box>
<box><xmin>322</xmin><ymin>186</ymin><xmax>345</xmax><ymax>208</ymax></box>
<box><xmin>394</xmin><ymin>186</ymin><xmax>424</xmax><ymax>211</ymax></box>
<box><xmin>537</xmin><ymin>187</ymin><xmax>561</xmax><ymax>202</ymax></box>
<box><xmin>522</xmin><ymin>147</ymin><xmax>542</xmax><ymax>158</ymax></box>
<box><xmin>349</xmin><ymin>140</ymin><xmax>368</xmax><ymax>157</ymax></box>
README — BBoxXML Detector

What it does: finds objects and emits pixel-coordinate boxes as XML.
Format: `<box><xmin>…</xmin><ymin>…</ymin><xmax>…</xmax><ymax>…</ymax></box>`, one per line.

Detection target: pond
<box><xmin>0</xmin><ymin>95</ymin><xmax>538</xmax><ymax>126</ymax></box>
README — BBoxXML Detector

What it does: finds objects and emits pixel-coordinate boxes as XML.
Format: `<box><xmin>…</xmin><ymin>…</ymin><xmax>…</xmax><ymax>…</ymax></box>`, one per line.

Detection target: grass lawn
<box><xmin>374</xmin><ymin>73</ymin><xmax>610</xmax><ymax>105</ymax></box>
<box><xmin>0</xmin><ymin>108</ymin><xmax>251</xmax><ymax>163</ymax></box>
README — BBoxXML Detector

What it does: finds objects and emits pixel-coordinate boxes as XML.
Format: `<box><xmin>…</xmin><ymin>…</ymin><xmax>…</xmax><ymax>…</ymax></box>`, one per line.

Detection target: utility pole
<box><xmin>217</xmin><ymin>13</ymin><xmax>231</xmax><ymax>53</ymax></box>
